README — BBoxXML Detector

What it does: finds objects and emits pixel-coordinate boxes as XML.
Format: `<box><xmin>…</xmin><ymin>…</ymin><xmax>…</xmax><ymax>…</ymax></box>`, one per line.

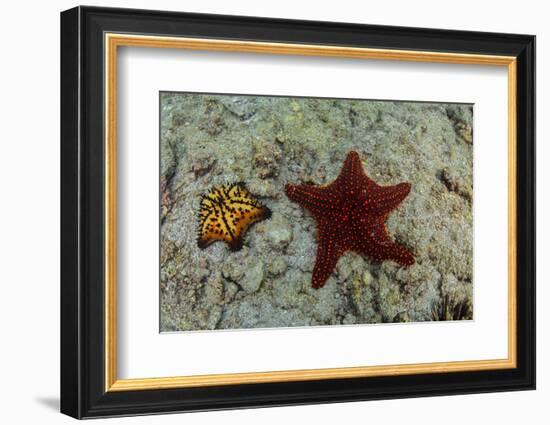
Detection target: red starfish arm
<box><xmin>285</xmin><ymin>183</ymin><xmax>336</xmax><ymax>216</ymax></box>
<box><xmin>311</xmin><ymin>225</ymin><xmax>343</xmax><ymax>289</ymax></box>
<box><xmin>356</xmin><ymin>220</ymin><xmax>415</xmax><ymax>267</ymax></box>
<box><xmin>334</xmin><ymin>151</ymin><xmax>373</xmax><ymax>196</ymax></box>
<box><xmin>364</xmin><ymin>182</ymin><xmax>411</xmax><ymax>215</ymax></box>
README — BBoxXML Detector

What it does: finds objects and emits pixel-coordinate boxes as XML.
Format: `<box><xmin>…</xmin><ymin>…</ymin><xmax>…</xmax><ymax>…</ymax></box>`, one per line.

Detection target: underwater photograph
<box><xmin>159</xmin><ymin>92</ymin><xmax>474</xmax><ymax>332</ymax></box>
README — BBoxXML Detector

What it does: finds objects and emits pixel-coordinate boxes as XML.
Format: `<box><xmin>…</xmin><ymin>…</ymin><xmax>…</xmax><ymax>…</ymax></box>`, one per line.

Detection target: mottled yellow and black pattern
<box><xmin>197</xmin><ymin>182</ymin><xmax>271</xmax><ymax>251</ymax></box>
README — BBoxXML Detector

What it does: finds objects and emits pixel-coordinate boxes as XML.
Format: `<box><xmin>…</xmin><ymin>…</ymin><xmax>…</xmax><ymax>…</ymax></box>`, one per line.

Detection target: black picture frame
<box><xmin>61</xmin><ymin>5</ymin><xmax>535</xmax><ymax>419</ymax></box>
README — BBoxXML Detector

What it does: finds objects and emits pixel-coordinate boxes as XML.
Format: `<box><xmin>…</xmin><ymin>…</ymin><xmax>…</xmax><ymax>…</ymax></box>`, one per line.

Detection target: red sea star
<box><xmin>285</xmin><ymin>151</ymin><xmax>414</xmax><ymax>289</ymax></box>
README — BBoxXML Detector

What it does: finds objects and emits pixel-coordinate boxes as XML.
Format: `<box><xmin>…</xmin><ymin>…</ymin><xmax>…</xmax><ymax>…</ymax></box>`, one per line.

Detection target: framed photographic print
<box><xmin>60</xmin><ymin>6</ymin><xmax>535</xmax><ymax>419</ymax></box>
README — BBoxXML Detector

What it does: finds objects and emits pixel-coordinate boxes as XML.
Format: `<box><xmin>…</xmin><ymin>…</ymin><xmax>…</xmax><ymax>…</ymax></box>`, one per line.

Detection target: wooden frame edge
<box><xmin>108</xmin><ymin>358</ymin><xmax>516</xmax><ymax>391</ymax></box>
<box><xmin>105</xmin><ymin>32</ymin><xmax>118</xmax><ymax>390</ymax></box>
<box><xmin>507</xmin><ymin>59</ymin><xmax>518</xmax><ymax>369</ymax></box>
<box><xmin>104</xmin><ymin>33</ymin><xmax>518</xmax><ymax>393</ymax></box>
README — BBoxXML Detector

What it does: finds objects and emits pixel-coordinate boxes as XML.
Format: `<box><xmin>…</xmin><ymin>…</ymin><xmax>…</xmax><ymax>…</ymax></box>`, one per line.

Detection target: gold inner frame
<box><xmin>104</xmin><ymin>33</ymin><xmax>517</xmax><ymax>392</ymax></box>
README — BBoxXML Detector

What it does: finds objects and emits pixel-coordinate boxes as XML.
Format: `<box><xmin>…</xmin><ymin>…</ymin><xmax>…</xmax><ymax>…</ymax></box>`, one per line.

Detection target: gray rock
<box><xmin>223</xmin><ymin>280</ymin><xmax>240</xmax><ymax>303</ymax></box>
<box><xmin>446</xmin><ymin>105</ymin><xmax>474</xmax><ymax>144</ymax></box>
<box><xmin>267</xmin><ymin>257</ymin><xmax>287</xmax><ymax>276</ymax></box>
<box><xmin>190</xmin><ymin>149</ymin><xmax>216</xmax><ymax>178</ymax></box>
<box><xmin>240</xmin><ymin>260</ymin><xmax>265</xmax><ymax>293</ymax></box>
<box><xmin>159</xmin><ymin>93</ymin><xmax>474</xmax><ymax>331</ymax></box>
<box><xmin>253</xmin><ymin>139</ymin><xmax>283</xmax><ymax>179</ymax></box>
<box><xmin>264</xmin><ymin>213</ymin><xmax>293</xmax><ymax>250</ymax></box>
<box><xmin>219</xmin><ymin>96</ymin><xmax>258</xmax><ymax>120</ymax></box>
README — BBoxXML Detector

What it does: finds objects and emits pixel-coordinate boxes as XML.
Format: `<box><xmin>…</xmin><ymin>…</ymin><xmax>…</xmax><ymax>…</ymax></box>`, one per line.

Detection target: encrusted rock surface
<box><xmin>160</xmin><ymin>93</ymin><xmax>473</xmax><ymax>331</ymax></box>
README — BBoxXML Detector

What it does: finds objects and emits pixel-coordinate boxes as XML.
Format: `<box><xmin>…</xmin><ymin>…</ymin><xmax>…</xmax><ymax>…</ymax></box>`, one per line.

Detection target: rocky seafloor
<box><xmin>159</xmin><ymin>92</ymin><xmax>474</xmax><ymax>332</ymax></box>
